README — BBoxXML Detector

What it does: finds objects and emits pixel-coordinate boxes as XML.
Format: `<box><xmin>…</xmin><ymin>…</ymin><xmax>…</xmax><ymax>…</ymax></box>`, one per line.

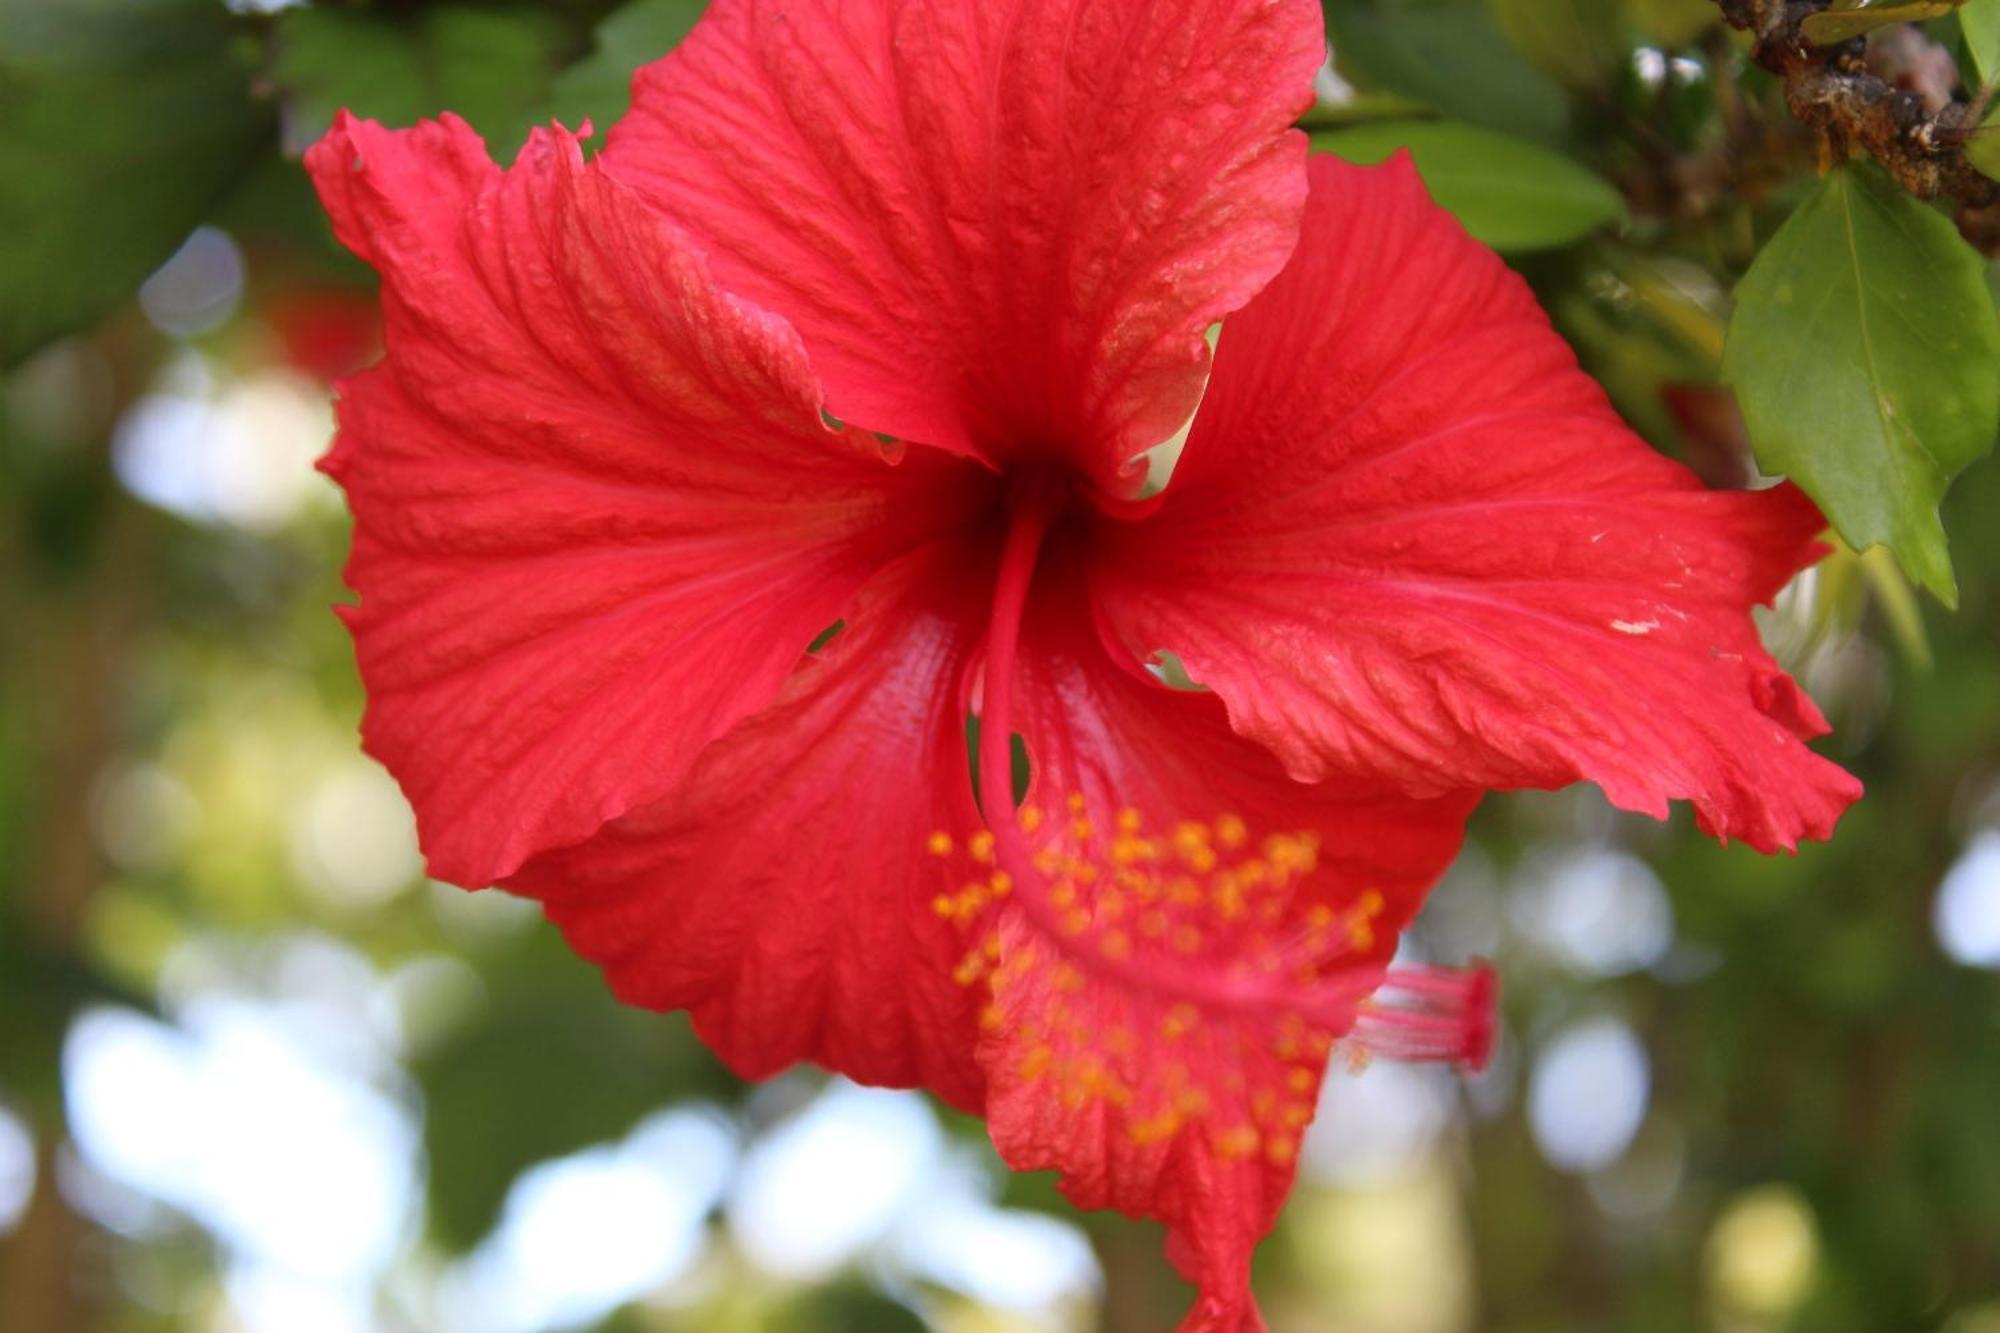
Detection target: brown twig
<box><xmin>1714</xmin><ymin>0</ymin><xmax>2000</xmax><ymax>251</ymax></box>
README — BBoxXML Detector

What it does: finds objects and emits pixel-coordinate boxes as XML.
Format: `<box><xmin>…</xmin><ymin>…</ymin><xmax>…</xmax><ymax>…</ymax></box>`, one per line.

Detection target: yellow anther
<box><xmin>983</xmin><ymin>932</ymin><xmax>1004</xmax><ymax>959</ymax></box>
<box><xmin>1214</xmin><ymin>1125</ymin><xmax>1260</xmax><ymax>1160</ymax></box>
<box><xmin>980</xmin><ymin>1004</ymin><xmax>1005</xmax><ymax>1031</ymax></box>
<box><xmin>1019</xmin><ymin>1045</ymin><xmax>1054</xmax><ymax>1079</ymax></box>
<box><xmin>1280</xmin><ymin>1102</ymin><xmax>1314</xmax><ymax>1129</ymax></box>
<box><xmin>1019</xmin><ymin>805</ymin><xmax>1044</xmax><ymax>832</ymax></box>
<box><xmin>1287</xmin><ymin>1067</ymin><xmax>1315</xmax><ymax>1093</ymax></box>
<box><xmin>1215</xmin><ymin>877</ymin><xmax>1246</xmax><ymax>920</ymax></box>
<box><xmin>1175</xmin><ymin>1088</ymin><xmax>1211</xmax><ymax>1117</ymax></box>
<box><xmin>1264</xmin><ymin>1135</ymin><xmax>1297</xmax><ymax>1165</ymax></box>
<box><xmin>1115</xmin><ymin>807</ymin><xmax>1144</xmax><ymax>834</ymax></box>
<box><xmin>1070</xmin><ymin>817</ymin><xmax>1094</xmax><ymax>843</ymax></box>
<box><xmin>927</xmin><ymin>830</ymin><xmax>954</xmax><ymax>856</ymax></box>
<box><xmin>1356</xmin><ymin>888</ymin><xmax>1385</xmax><ymax>918</ymax></box>
<box><xmin>1128</xmin><ymin>1113</ymin><xmax>1182</xmax><ymax>1146</ymax></box>
<box><xmin>931</xmin><ymin>894</ymin><xmax>956</xmax><ymax>917</ymax></box>
<box><xmin>1060</xmin><ymin>908</ymin><xmax>1091</xmax><ymax>937</ymax></box>
<box><xmin>988</xmin><ymin>870</ymin><xmax>1013</xmax><ymax>897</ymax></box>
<box><xmin>1067</xmin><ymin>791</ymin><xmax>1088</xmax><ymax>814</ymax></box>
<box><xmin>1216</xmin><ymin>813</ymin><xmax>1247</xmax><ymax>848</ymax></box>
<box><xmin>1054</xmin><ymin>964</ymin><xmax>1086</xmax><ymax>993</ymax></box>
<box><xmin>968</xmin><ymin>829</ymin><xmax>996</xmax><ymax>863</ymax></box>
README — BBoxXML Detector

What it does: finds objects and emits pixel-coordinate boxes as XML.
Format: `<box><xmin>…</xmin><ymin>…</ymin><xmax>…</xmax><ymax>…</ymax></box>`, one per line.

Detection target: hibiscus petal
<box><xmin>961</xmin><ymin>564</ymin><xmax>1474</xmax><ymax>1328</ymax></box>
<box><xmin>505</xmin><ymin>544</ymin><xmax>995</xmax><ymax>1111</ymax></box>
<box><xmin>1093</xmin><ymin>155</ymin><xmax>1862</xmax><ymax>853</ymax></box>
<box><xmin>598</xmin><ymin>0</ymin><xmax>1324</xmax><ymax>482</ymax></box>
<box><xmin>305</xmin><ymin>113</ymin><xmax>979</xmax><ymax>886</ymax></box>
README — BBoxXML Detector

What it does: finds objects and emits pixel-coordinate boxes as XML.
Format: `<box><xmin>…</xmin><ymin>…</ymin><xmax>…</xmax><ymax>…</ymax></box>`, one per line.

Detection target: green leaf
<box><xmin>1490</xmin><ymin>0</ymin><xmax>1625</xmax><ymax>90</ymax></box>
<box><xmin>0</xmin><ymin>0</ymin><xmax>273</xmax><ymax>365</ymax></box>
<box><xmin>1323</xmin><ymin>0</ymin><xmax>1571</xmax><ymax>144</ymax></box>
<box><xmin>271</xmin><ymin>3</ymin><xmax>573</xmax><ymax>160</ymax></box>
<box><xmin>1309</xmin><ymin>120</ymin><xmax>1625</xmax><ymax>251</ymax></box>
<box><xmin>542</xmin><ymin>0</ymin><xmax>708</xmax><ymax>139</ymax></box>
<box><xmin>1801</xmin><ymin>0</ymin><xmax>1960</xmax><ymax>46</ymax></box>
<box><xmin>1722</xmin><ymin>166</ymin><xmax>2000</xmax><ymax>605</ymax></box>
<box><xmin>1962</xmin><ymin>0</ymin><xmax>2000</xmax><ymax>82</ymax></box>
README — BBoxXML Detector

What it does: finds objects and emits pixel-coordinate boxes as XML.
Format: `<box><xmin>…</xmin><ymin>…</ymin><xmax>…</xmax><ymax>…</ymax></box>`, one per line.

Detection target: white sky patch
<box><xmin>1935</xmin><ymin>832</ymin><xmax>2000</xmax><ymax>968</ymax></box>
<box><xmin>113</xmin><ymin>351</ymin><xmax>334</xmax><ymax>532</ymax></box>
<box><xmin>1529</xmin><ymin>1017</ymin><xmax>1650</xmax><ymax>1173</ymax></box>
<box><xmin>1512</xmin><ymin>848</ymin><xmax>1674</xmax><ymax>978</ymax></box>
<box><xmin>63</xmin><ymin>997</ymin><xmax>417</xmax><ymax>1286</ymax></box>
<box><xmin>438</xmin><ymin>1107</ymin><xmax>737</xmax><ymax>1333</ymax></box>
<box><xmin>889</xmin><ymin>1152</ymin><xmax>1100</xmax><ymax>1313</ymax></box>
<box><xmin>728</xmin><ymin>1083</ymin><xmax>942</xmax><ymax>1280</ymax></box>
<box><xmin>1304</xmin><ymin>1060</ymin><xmax>1460</xmax><ymax>1188</ymax></box>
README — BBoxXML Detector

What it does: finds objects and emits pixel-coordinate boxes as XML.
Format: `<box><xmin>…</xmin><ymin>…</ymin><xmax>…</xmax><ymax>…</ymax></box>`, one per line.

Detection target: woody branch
<box><xmin>1712</xmin><ymin>0</ymin><xmax>2000</xmax><ymax>251</ymax></box>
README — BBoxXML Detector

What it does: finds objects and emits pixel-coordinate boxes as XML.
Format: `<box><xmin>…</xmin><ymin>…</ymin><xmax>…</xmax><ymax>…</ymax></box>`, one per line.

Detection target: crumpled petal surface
<box><xmin>973</xmin><ymin>559</ymin><xmax>1474</xmax><ymax>1329</ymax></box>
<box><xmin>1095</xmin><ymin>154</ymin><xmax>1862</xmax><ymax>853</ymax></box>
<box><xmin>306</xmin><ymin>113</ymin><xmax>975</xmax><ymax>886</ymax></box>
<box><xmin>600</xmin><ymin>0</ymin><xmax>1324</xmax><ymax>482</ymax></box>
<box><xmin>506</xmin><ymin>542</ymin><xmax>996</xmax><ymax>1111</ymax></box>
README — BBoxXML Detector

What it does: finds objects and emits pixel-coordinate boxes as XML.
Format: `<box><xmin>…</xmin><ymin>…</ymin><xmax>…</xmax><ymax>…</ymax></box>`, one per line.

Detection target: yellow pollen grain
<box><xmin>1019</xmin><ymin>1045</ymin><xmax>1053</xmax><ymax>1080</ymax></box>
<box><xmin>927</xmin><ymin>831</ymin><xmax>953</xmax><ymax>856</ymax></box>
<box><xmin>1067</xmin><ymin>791</ymin><xmax>1088</xmax><ymax>814</ymax></box>
<box><xmin>1215</xmin><ymin>1125</ymin><xmax>1260</xmax><ymax>1160</ymax></box>
<box><xmin>932</xmin><ymin>894</ymin><xmax>955</xmax><ymax>918</ymax></box>
<box><xmin>988</xmin><ymin>870</ymin><xmax>1013</xmax><ymax>897</ymax></box>
<box><xmin>968</xmin><ymin>829</ymin><xmax>995</xmax><ymax>863</ymax></box>
<box><xmin>1019</xmin><ymin>806</ymin><xmax>1045</xmax><ymax>832</ymax></box>
<box><xmin>1264</xmin><ymin>1135</ymin><xmax>1297</xmax><ymax>1165</ymax></box>
<box><xmin>980</xmin><ymin>1004</ymin><xmax>1005</xmax><ymax>1031</ymax></box>
<box><xmin>1287</xmin><ymin>1067</ymin><xmax>1315</xmax><ymax>1093</ymax></box>
<box><xmin>1070</xmin><ymin>817</ymin><xmax>1095</xmax><ymax>843</ymax></box>
<box><xmin>1216</xmin><ymin>813</ymin><xmax>1247</xmax><ymax>848</ymax></box>
<box><xmin>1115</xmin><ymin>807</ymin><xmax>1144</xmax><ymax>834</ymax></box>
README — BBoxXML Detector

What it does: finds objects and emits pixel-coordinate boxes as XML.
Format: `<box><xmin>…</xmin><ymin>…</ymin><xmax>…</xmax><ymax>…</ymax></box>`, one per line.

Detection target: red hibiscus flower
<box><xmin>304</xmin><ymin>0</ymin><xmax>1861</xmax><ymax>1325</ymax></box>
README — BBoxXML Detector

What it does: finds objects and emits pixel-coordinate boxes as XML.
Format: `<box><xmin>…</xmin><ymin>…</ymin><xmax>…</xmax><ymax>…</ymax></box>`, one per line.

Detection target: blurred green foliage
<box><xmin>2</xmin><ymin>0</ymin><xmax>2000</xmax><ymax>1330</ymax></box>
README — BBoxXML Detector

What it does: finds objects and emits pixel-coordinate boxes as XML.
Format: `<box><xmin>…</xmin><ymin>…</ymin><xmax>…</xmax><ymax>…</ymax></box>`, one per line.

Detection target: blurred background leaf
<box><xmin>0</xmin><ymin>0</ymin><xmax>273</xmax><ymax>366</ymax></box>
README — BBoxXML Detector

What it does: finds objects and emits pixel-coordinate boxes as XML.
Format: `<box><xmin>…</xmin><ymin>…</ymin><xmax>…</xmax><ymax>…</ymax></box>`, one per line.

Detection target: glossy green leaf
<box><xmin>1310</xmin><ymin>120</ymin><xmax>1625</xmax><ymax>251</ymax></box>
<box><xmin>1962</xmin><ymin>0</ymin><xmax>2000</xmax><ymax>80</ymax></box>
<box><xmin>0</xmin><ymin>0</ymin><xmax>273</xmax><ymax>365</ymax></box>
<box><xmin>1801</xmin><ymin>0</ymin><xmax>1960</xmax><ymax>46</ymax></box>
<box><xmin>1323</xmin><ymin>0</ymin><xmax>1571</xmax><ymax>144</ymax></box>
<box><xmin>272</xmin><ymin>3</ymin><xmax>573</xmax><ymax>160</ymax></box>
<box><xmin>542</xmin><ymin>0</ymin><xmax>708</xmax><ymax>140</ymax></box>
<box><xmin>1722</xmin><ymin>166</ymin><xmax>2000</xmax><ymax>605</ymax></box>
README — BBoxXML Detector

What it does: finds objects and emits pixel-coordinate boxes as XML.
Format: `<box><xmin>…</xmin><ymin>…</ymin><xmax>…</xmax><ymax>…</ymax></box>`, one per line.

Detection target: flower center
<box><xmin>923</xmin><ymin>474</ymin><xmax>1495</xmax><ymax>1135</ymax></box>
